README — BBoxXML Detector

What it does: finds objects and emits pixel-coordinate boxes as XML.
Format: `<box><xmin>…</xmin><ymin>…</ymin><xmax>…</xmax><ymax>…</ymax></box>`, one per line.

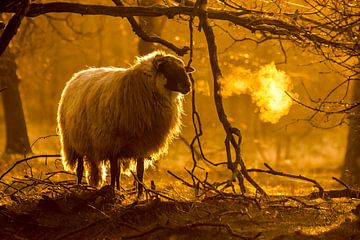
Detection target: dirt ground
<box><xmin>0</xmin><ymin>184</ymin><xmax>359</xmax><ymax>240</ymax></box>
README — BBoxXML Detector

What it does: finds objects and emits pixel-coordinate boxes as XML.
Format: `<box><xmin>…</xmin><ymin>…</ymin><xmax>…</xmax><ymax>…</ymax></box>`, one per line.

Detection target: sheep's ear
<box><xmin>185</xmin><ymin>66</ymin><xmax>195</xmax><ymax>73</ymax></box>
<box><xmin>153</xmin><ymin>55</ymin><xmax>167</xmax><ymax>71</ymax></box>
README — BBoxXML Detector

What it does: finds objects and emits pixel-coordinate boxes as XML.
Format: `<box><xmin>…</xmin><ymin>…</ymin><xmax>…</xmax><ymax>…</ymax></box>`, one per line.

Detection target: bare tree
<box><xmin>0</xmin><ymin>13</ymin><xmax>31</xmax><ymax>155</ymax></box>
<box><xmin>0</xmin><ymin>48</ymin><xmax>31</xmax><ymax>155</ymax></box>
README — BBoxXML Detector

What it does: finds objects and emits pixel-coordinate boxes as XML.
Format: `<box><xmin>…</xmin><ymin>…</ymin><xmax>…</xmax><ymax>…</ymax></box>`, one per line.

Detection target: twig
<box><xmin>112</xmin><ymin>0</ymin><xmax>189</xmax><ymax>56</ymax></box>
<box><xmin>122</xmin><ymin>221</ymin><xmax>259</xmax><ymax>240</ymax></box>
<box><xmin>0</xmin><ymin>154</ymin><xmax>61</xmax><ymax>181</ymax></box>
<box><xmin>332</xmin><ymin>176</ymin><xmax>350</xmax><ymax>189</ymax></box>
<box><xmin>167</xmin><ymin>170</ymin><xmax>194</xmax><ymax>188</ymax></box>
<box><xmin>248</xmin><ymin>163</ymin><xmax>324</xmax><ymax>196</ymax></box>
<box><xmin>45</xmin><ymin>170</ymin><xmax>76</xmax><ymax>177</ymax></box>
<box><xmin>286</xmin><ymin>91</ymin><xmax>360</xmax><ymax>114</ymax></box>
<box><xmin>30</xmin><ymin>134</ymin><xmax>59</xmax><ymax>149</ymax></box>
<box><xmin>130</xmin><ymin>171</ymin><xmax>176</xmax><ymax>201</ymax></box>
<box><xmin>0</xmin><ymin>180</ymin><xmax>24</xmax><ymax>194</ymax></box>
<box><xmin>308</xmin><ymin>188</ymin><xmax>360</xmax><ymax>199</ymax></box>
<box><xmin>287</xmin><ymin>196</ymin><xmax>321</xmax><ymax>210</ymax></box>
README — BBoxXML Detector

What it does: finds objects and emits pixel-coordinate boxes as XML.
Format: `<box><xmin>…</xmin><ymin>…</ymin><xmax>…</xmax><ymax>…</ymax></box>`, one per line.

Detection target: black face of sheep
<box><xmin>155</xmin><ymin>56</ymin><xmax>195</xmax><ymax>94</ymax></box>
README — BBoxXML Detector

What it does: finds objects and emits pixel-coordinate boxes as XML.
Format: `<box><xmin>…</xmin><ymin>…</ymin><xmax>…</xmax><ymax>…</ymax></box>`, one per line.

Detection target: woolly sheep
<box><xmin>57</xmin><ymin>51</ymin><xmax>194</xmax><ymax>194</ymax></box>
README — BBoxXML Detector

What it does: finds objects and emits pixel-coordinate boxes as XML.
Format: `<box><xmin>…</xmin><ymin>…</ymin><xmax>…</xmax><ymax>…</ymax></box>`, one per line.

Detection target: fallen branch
<box><xmin>130</xmin><ymin>171</ymin><xmax>176</xmax><ymax>201</ymax></box>
<box><xmin>167</xmin><ymin>170</ymin><xmax>194</xmax><ymax>188</ymax></box>
<box><xmin>332</xmin><ymin>176</ymin><xmax>350</xmax><ymax>189</ymax></box>
<box><xmin>248</xmin><ymin>163</ymin><xmax>324</xmax><ymax>196</ymax></box>
<box><xmin>0</xmin><ymin>154</ymin><xmax>61</xmax><ymax>181</ymax></box>
<box><xmin>308</xmin><ymin>188</ymin><xmax>360</xmax><ymax>200</ymax></box>
<box><xmin>122</xmin><ymin>221</ymin><xmax>260</xmax><ymax>240</ymax></box>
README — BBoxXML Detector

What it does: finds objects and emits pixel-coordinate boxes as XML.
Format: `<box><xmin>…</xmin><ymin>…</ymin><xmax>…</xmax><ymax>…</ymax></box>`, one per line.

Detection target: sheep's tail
<box><xmin>86</xmin><ymin>158</ymin><xmax>104</xmax><ymax>187</ymax></box>
<box><xmin>60</xmin><ymin>136</ymin><xmax>78</xmax><ymax>172</ymax></box>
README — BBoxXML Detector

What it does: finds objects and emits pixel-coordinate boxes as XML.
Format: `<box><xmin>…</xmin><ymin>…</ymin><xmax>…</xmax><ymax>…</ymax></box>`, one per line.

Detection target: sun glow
<box><xmin>221</xmin><ymin>63</ymin><xmax>296</xmax><ymax>123</ymax></box>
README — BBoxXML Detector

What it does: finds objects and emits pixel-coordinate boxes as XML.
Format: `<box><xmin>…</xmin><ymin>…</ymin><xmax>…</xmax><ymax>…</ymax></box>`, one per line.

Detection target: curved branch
<box><xmin>0</xmin><ymin>0</ymin><xmax>29</xmax><ymax>56</ymax></box>
<box><xmin>0</xmin><ymin>154</ymin><xmax>61</xmax><ymax>181</ymax></box>
<box><xmin>1</xmin><ymin>3</ymin><xmax>355</xmax><ymax>53</ymax></box>
<box><xmin>201</xmin><ymin>10</ymin><xmax>267</xmax><ymax>197</ymax></box>
<box><xmin>112</xmin><ymin>0</ymin><xmax>189</xmax><ymax>56</ymax></box>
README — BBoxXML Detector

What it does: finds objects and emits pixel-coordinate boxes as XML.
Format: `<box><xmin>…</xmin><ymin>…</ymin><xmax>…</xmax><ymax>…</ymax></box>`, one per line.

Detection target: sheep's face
<box><xmin>155</xmin><ymin>56</ymin><xmax>194</xmax><ymax>95</ymax></box>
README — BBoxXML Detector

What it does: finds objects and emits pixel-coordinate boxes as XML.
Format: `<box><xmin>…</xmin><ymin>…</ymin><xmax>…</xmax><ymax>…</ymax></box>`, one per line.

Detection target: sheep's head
<box><xmin>154</xmin><ymin>55</ymin><xmax>194</xmax><ymax>95</ymax></box>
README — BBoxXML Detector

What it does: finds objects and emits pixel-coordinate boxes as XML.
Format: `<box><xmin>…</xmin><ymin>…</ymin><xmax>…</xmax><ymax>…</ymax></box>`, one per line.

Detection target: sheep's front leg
<box><xmin>110</xmin><ymin>158</ymin><xmax>120</xmax><ymax>190</ymax></box>
<box><xmin>137</xmin><ymin>157</ymin><xmax>144</xmax><ymax>196</ymax></box>
<box><xmin>76</xmin><ymin>156</ymin><xmax>84</xmax><ymax>185</ymax></box>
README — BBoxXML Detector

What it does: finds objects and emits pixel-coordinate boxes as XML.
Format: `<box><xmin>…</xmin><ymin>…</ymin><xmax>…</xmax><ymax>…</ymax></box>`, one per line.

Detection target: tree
<box><xmin>343</xmin><ymin>68</ymin><xmax>360</xmax><ymax>186</ymax></box>
<box><xmin>0</xmin><ymin>14</ymin><xmax>31</xmax><ymax>155</ymax></box>
<box><xmin>1</xmin><ymin>0</ymin><xmax>359</xmax><ymax>192</ymax></box>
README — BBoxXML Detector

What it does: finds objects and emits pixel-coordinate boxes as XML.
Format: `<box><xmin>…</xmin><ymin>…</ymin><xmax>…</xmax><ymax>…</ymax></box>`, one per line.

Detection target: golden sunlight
<box><xmin>221</xmin><ymin>63</ymin><xmax>296</xmax><ymax>123</ymax></box>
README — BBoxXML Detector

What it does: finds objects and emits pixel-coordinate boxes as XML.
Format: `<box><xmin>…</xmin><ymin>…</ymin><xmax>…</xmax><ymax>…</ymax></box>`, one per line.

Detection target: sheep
<box><xmin>57</xmin><ymin>51</ymin><xmax>194</xmax><ymax>195</ymax></box>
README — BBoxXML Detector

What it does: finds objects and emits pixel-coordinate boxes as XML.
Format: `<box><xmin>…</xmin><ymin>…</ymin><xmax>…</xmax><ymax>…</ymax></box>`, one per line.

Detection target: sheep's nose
<box><xmin>183</xmin><ymin>82</ymin><xmax>191</xmax><ymax>89</ymax></box>
<box><xmin>180</xmin><ymin>82</ymin><xmax>191</xmax><ymax>94</ymax></box>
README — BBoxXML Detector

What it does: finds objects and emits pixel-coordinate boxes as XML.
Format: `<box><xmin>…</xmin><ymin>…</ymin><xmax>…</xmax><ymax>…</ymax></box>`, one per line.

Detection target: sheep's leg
<box><xmin>116</xmin><ymin>165</ymin><xmax>121</xmax><ymax>190</ymax></box>
<box><xmin>137</xmin><ymin>157</ymin><xmax>144</xmax><ymax>196</ymax></box>
<box><xmin>110</xmin><ymin>158</ymin><xmax>120</xmax><ymax>190</ymax></box>
<box><xmin>76</xmin><ymin>156</ymin><xmax>84</xmax><ymax>185</ymax></box>
<box><xmin>87</xmin><ymin>157</ymin><xmax>102</xmax><ymax>187</ymax></box>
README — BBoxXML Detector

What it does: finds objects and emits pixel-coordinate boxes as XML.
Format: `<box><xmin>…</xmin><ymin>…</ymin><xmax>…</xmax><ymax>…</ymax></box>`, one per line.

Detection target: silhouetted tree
<box><xmin>0</xmin><ymin>48</ymin><xmax>31</xmax><ymax>155</ymax></box>
<box><xmin>343</xmin><ymin>65</ymin><xmax>360</xmax><ymax>186</ymax></box>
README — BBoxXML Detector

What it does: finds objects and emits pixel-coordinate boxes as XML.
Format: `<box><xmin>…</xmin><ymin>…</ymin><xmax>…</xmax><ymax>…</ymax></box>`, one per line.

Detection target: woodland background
<box><xmin>0</xmin><ymin>1</ymin><xmax>359</xmax><ymax>239</ymax></box>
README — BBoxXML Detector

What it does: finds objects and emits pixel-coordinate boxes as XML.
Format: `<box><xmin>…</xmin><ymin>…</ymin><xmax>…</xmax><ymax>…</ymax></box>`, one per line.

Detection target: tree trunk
<box><xmin>0</xmin><ymin>49</ymin><xmax>32</xmax><ymax>155</ymax></box>
<box><xmin>343</xmin><ymin>71</ymin><xmax>360</xmax><ymax>186</ymax></box>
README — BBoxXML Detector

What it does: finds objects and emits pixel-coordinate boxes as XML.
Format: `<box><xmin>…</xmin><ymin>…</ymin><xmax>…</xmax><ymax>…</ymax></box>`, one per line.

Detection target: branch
<box><xmin>122</xmin><ymin>221</ymin><xmax>259</xmax><ymax>240</ymax></box>
<box><xmin>0</xmin><ymin>154</ymin><xmax>61</xmax><ymax>181</ymax></box>
<box><xmin>286</xmin><ymin>91</ymin><xmax>360</xmax><ymax>114</ymax></box>
<box><xmin>1</xmin><ymin>3</ymin><xmax>355</xmax><ymax>54</ymax></box>
<box><xmin>248</xmin><ymin>163</ymin><xmax>324</xmax><ymax>196</ymax></box>
<box><xmin>112</xmin><ymin>0</ymin><xmax>189</xmax><ymax>56</ymax></box>
<box><xmin>200</xmin><ymin>6</ymin><xmax>267</xmax><ymax>197</ymax></box>
<box><xmin>0</xmin><ymin>0</ymin><xmax>29</xmax><ymax>56</ymax></box>
<box><xmin>167</xmin><ymin>170</ymin><xmax>194</xmax><ymax>188</ymax></box>
<box><xmin>30</xmin><ymin>134</ymin><xmax>59</xmax><ymax>149</ymax></box>
<box><xmin>308</xmin><ymin>188</ymin><xmax>360</xmax><ymax>200</ymax></box>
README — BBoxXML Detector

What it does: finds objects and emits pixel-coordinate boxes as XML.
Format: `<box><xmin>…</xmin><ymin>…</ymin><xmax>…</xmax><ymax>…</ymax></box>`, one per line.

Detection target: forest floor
<box><xmin>0</xmin><ymin>155</ymin><xmax>359</xmax><ymax>240</ymax></box>
<box><xmin>0</xmin><ymin>179</ymin><xmax>359</xmax><ymax>240</ymax></box>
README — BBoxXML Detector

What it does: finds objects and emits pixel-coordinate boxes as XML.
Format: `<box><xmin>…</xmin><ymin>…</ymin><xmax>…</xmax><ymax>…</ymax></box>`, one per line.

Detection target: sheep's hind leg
<box><xmin>87</xmin><ymin>158</ymin><xmax>102</xmax><ymax>187</ymax></box>
<box><xmin>137</xmin><ymin>157</ymin><xmax>144</xmax><ymax>196</ymax></box>
<box><xmin>110</xmin><ymin>158</ymin><xmax>120</xmax><ymax>190</ymax></box>
<box><xmin>76</xmin><ymin>156</ymin><xmax>84</xmax><ymax>185</ymax></box>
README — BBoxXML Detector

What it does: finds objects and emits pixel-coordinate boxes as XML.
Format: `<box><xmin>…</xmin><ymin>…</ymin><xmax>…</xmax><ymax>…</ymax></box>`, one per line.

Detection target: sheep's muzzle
<box><xmin>178</xmin><ymin>81</ymin><xmax>192</xmax><ymax>94</ymax></box>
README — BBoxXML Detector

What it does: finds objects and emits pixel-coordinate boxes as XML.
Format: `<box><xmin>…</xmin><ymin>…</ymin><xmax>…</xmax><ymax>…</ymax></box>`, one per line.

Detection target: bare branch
<box><xmin>122</xmin><ymin>221</ymin><xmax>258</xmax><ymax>240</ymax></box>
<box><xmin>0</xmin><ymin>0</ymin><xmax>29</xmax><ymax>56</ymax></box>
<box><xmin>248</xmin><ymin>163</ymin><xmax>324</xmax><ymax>196</ymax></box>
<box><xmin>0</xmin><ymin>154</ymin><xmax>61</xmax><ymax>181</ymax></box>
<box><xmin>112</xmin><ymin>0</ymin><xmax>189</xmax><ymax>56</ymax></box>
